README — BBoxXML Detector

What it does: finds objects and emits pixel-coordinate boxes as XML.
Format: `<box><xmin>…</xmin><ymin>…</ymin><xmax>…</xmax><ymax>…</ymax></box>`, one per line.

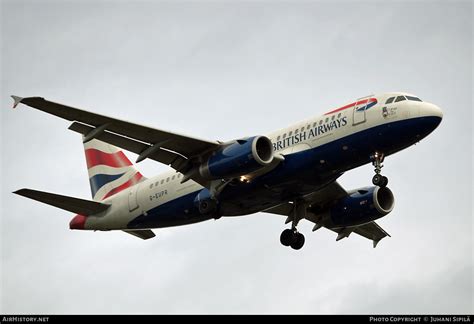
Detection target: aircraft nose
<box><xmin>415</xmin><ymin>102</ymin><xmax>443</xmax><ymax>136</ymax></box>
<box><xmin>423</xmin><ymin>102</ymin><xmax>443</xmax><ymax>120</ymax></box>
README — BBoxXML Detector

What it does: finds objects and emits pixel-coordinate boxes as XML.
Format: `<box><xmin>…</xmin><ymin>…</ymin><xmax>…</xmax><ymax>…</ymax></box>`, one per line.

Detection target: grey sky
<box><xmin>1</xmin><ymin>0</ymin><xmax>472</xmax><ymax>314</ymax></box>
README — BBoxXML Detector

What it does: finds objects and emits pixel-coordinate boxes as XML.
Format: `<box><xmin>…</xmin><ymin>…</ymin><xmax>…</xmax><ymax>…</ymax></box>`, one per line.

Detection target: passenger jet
<box><xmin>12</xmin><ymin>93</ymin><xmax>442</xmax><ymax>249</ymax></box>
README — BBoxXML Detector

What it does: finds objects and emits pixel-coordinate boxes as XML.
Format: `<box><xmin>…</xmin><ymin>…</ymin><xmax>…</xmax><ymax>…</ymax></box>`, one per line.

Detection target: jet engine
<box><xmin>194</xmin><ymin>188</ymin><xmax>219</xmax><ymax>217</ymax></box>
<box><xmin>329</xmin><ymin>186</ymin><xmax>395</xmax><ymax>227</ymax></box>
<box><xmin>199</xmin><ymin>136</ymin><xmax>274</xmax><ymax>179</ymax></box>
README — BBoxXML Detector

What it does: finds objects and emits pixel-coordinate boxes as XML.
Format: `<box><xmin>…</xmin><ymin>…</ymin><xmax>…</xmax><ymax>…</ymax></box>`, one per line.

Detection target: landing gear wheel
<box><xmin>372</xmin><ymin>174</ymin><xmax>382</xmax><ymax>186</ymax></box>
<box><xmin>372</xmin><ymin>174</ymin><xmax>389</xmax><ymax>187</ymax></box>
<box><xmin>371</xmin><ymin>152</ymin><xmax>389</xmax><ymax>188</ymax></box>
<box><xmin>280</xmin><ymin>229</ymin><xmax>293</xmax><ymax>246</ymax></box>
<box><xmin>290</xmin><ymin>232</ymin><xmax>305</xmax><ymax>250</ymax></box>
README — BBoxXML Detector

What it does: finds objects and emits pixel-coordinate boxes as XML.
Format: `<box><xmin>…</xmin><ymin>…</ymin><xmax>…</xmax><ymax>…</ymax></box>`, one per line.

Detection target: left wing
<box><xmin>263</xmin><ymin>181</ymin><xmax>390</xmax><ymax>248</ymax></box>
<box><xmin>12</xmin><ymin>96</ymin><xmax>221</xmax><ymax>185</ymax></box>
<box><xmin>12</xmin><ymin>96</ymin><xmax>219</xmax><ymax>157</ymax></box>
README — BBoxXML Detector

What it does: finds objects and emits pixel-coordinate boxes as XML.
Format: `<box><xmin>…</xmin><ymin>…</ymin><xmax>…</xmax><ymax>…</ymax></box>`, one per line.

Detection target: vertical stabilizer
<box><xmin>83</xmin><ymin>139</ymin><xmax>145</xmax><ymax>201</ymax></box>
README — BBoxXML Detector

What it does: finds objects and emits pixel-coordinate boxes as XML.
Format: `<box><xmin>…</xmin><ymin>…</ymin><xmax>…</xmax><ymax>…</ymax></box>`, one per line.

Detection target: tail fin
<box><xmin>84</xmin><ymin>139</ymin><xmax>146</xmax><ymax>201</ymax></box>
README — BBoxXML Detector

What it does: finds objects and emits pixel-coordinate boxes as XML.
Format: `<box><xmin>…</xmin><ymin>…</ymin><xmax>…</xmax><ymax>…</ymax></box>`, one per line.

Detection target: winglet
<box><xmin>373</xmin><ymin>239</ymin><xmax>380</xmax><ymax>248</ymax></box>
<box><xmin>11</xmin><ymin>95</ymin><xmax>24</xmax><ymax>109</ymax></box>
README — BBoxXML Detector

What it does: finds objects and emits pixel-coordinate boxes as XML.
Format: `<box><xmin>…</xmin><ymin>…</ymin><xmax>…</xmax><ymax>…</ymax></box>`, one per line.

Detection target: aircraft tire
<box><xmin>290</xmin><ymin>232</ymin><xmax>305</xmax><ymax>250</ymax></box>
<box><xmin>280</xmin><ymin>229</ymin><xmax>293</xmax><ymax>246</ymax></box>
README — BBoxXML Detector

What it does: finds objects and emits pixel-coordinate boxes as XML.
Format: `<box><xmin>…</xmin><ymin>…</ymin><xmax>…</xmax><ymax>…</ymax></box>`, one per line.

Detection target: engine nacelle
<box><xmin>199</xmin><ymin>136</ymin><xmax>274</xmax><ymax>179</ymax></box>
<box><xmin>330</xmin><ymin>186</ymin><xmax>395</xmax><ymax>227</ymax></box>
<box><xmin>194</xmin><ymin>188</ymin><xmax>220</xmax><ymax>217</ymax></box>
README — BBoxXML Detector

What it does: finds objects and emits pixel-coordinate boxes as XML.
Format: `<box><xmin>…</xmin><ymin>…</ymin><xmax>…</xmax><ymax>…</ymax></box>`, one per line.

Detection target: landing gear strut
<box><xmin>280</xmin><ymin>199</ymin><xmax>306</xmax><ymax>250</ymax></box>
<box><xmin>371</xmin><ymin>152</ymin><xmax>388</xmax><ymax>187</ymax></box>
<box><xmin>280</xmin><ymin>229</ymin><xmax>305</xmax><ymax>250</ymax></box>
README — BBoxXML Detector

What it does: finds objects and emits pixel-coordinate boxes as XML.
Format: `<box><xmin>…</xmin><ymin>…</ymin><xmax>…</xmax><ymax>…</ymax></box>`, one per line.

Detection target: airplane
<box><xmin>11</xmin><ymin>92</ymin><xmax>442</xmax><ymax>249</ymax></box>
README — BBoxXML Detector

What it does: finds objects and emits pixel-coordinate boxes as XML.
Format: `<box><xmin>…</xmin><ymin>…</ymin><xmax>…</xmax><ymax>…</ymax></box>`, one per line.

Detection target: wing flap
<box><xmin>352</xmin><ymin>222</ymin><xmax>390</xmax><ymax>247</ymax></box>
<box><xmin>13</xmin><ymin>188</ymin><xmax>110</xmax><ymax>216</ymax></box>
<box><xmin>263</xmin><ymin>181</ymin><xmax>347</xmax><ymax>219</ymax></box>
<box><xmin>68</xmin><ymin>122</ymin><xmax>188</xmax><ymax>169</ymax></box>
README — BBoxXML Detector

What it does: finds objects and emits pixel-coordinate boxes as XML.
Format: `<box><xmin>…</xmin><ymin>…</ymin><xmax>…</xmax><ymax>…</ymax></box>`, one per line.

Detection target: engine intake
<box><xmin>330</xmin><ymin>186</ymin><xmax>395</xmax><ymax>227</ymax></box>
<box><xmin>199</xmin><ymin>136</ymin><xmax>274</xmax><ymax>179</ymax></box>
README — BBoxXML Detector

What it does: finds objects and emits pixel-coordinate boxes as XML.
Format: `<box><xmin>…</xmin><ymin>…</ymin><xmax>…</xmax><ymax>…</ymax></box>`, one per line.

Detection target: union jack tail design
<box><xmin>83</xmin><ymin>139</ymin><xmax>146</xmax><ymax>201</ymax></box>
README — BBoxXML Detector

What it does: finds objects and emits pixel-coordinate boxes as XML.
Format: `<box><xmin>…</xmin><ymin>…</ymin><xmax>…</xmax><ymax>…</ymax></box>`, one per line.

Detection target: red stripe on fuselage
<box><xmin>101</xmin><ymin>172</ymin><xmax>144</xmax><ymax>200</ymax></box>
<box><xmin>324</xmin><ymin>98</ymin><xmax>377</xmax><ymax>115</ymax></box>
<box><xmin>85</xmin><ymin>149</ymin><xmax>133</xmax><ymax>169</ymax></box>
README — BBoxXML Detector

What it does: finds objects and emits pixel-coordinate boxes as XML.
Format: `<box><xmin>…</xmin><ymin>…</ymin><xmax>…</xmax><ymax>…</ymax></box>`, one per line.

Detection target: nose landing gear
<box><xmin>371</xmin><ymin>152</ymin><xmax>388</xmax><ymax>187</ymax></box>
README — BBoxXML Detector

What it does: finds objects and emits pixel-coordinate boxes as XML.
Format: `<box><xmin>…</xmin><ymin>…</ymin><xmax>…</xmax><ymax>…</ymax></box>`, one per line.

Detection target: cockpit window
<box><xmin>406</xmin><ymin>95</ymin><xmax>422</xmax><ymax>102</ymax></box>
<box><xmin>385</xmin><ymin>97</ymin><xmax>395</xmax><ymax>104</ymax></box>
<box><xmin>395</xmin><ymin>96</ymin><xmax>406</xmax><ymax>102</ymax></box>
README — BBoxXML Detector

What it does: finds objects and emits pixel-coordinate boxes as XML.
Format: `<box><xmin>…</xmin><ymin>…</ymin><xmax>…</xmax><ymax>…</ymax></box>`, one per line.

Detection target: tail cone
<box><xmin>70</xmin><ymin>214</ymin><xmax>87</xmax><ymax>230</ymax></box>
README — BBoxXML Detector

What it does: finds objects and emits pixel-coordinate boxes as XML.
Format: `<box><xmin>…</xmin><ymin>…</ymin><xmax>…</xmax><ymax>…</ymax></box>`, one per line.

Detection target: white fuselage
<box><xmin>84</xmin><ymin>92</ymin><xmax>442</xmax><ymax>230</ymax></box>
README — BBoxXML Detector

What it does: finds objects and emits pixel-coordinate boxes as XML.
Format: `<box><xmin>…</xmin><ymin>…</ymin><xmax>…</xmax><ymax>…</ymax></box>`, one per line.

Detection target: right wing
<box><xmin>352</xmin><ymin>222</ymin><xmax>390</xmax><ymax>248</ymax></box>
<box><xmin>328</xmin><ymin>222</ymin><xmax>390</xmax><ymax>248</ymax></box>
<box><xmin>263</xmin><ymin>181</ymin><xmax>391</xmax><ymax>247</ymax></box>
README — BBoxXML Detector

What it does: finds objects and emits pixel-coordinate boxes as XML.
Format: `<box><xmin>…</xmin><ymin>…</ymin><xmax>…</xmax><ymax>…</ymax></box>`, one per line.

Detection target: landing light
<box><xmin>240</xmin><ymin>176</ymin><xmax>250</xmax><ymax>183</ymax></box>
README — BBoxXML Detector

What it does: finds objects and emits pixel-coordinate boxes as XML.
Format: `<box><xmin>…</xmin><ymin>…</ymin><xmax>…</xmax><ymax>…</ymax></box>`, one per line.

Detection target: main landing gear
<box><xmin>371</xmin><ymin>152</ymin><xmax>388</xmax><ymax>187</ymax></box>
<box><xmin>280</xmin><ymin>199</ymin><xmax>306</xmax><ymax>250</ymax></box>
<box><xmin>280</xmin><ymin>229</ymin><xmax>305</xmax><ymax>250</ymax></box>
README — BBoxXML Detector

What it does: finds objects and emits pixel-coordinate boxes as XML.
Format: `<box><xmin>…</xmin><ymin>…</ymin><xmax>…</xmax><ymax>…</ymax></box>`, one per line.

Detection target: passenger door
<box><xmin>128</xmin><ymin>184</ymin><xmax>140</xmax><ymax>212</ymax></box>
<box><xmin>353</xmin><ymin>101</ymin><xmax>367</xmax><ymax>125</ymax></box>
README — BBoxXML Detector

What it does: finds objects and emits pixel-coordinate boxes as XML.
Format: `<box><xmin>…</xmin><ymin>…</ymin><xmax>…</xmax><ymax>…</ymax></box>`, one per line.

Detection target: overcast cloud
<box><xmin>1</xmin><ymin>0</ymin><xmax>472</xmax><ymax>314</ymax></box>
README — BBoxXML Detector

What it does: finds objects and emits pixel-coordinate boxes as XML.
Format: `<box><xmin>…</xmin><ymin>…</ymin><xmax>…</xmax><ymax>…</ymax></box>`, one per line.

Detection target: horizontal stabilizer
<box><xmin>14</xmin><ymin>188</ymin><xmax>110</xmax><ymax>215</ymax></box>
<box><xmin>123</xmin><ymin>230</ymin><xmax>156</xmax><ymax>240</ymax></box>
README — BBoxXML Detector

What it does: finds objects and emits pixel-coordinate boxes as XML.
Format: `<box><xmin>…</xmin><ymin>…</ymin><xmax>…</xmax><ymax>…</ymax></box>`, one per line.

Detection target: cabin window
<box><xmin>325</xmin><ymin>117</ymin><xmax>329</xmax><ymax>123</ymax></box>
<box><xmin>177</xmin><ymin>173</ymin><xmax>181</xmax><ymax>178</ymax></box>
<box><xmin>319</xmin><ymin>120</ymin><xmax>323</xmax><ymax>125</ymax></box>
<box><xmin>337</xmin><ymin>113</ymin><xmax>342</xmax><ymax>118</ymax></box>
<box><xmin>288</xmin><ymin>131</ymin><xmax>293</xmax><ymax>136</ymax></box>
<box><xmin>166</xmin><ymin>177</ymin><xmax>170</xmax><ymax>182</ymax></box>
<box><xmin>277</xmin><ymin>135</ymin><xmax>281</xmax><ymax>141</ymax></box>
<box><xmin>395</xmin><ymin>96</ymin><xmax>406</xmax><ymax>102</ymax></box>
<box><xmin>301</xmin><ymin>127</ymin><xmax>305</xmax><ymax>132</ymax></box>
<box><xmin>283</xmin><ymin>133</ymin><xmax>287</xmax><ymax>139</ymax></box>
<box><xmin>149</xmin><ymin>184</ymin><xmax>153</xmax><ymax>189</ymax></box>
<box><xmin>313</xmin><ymin>122</ymin><xmax>317</xmax><ymax>127</ymax></box>
<box><xmin>172</xmin><ymin>175</ymin><xmax>175</xmax><ymax>180</ymax></box>
<box><xmin>295</xmin><ymin>129</ymin><xmax>299</xmax><ymax>134</ymax></box>
<box><xmin>155</xmin><ymin>182</ymin><xmax>159</xmax><ymax>186</ymax></box>
<box><xmin>161</xmin><ymin>179</ymin><xmax>164</xmax><ymax>184</ymax></box>
<box><xmin>331</xmin><ymin>115</ymin><xmax>335</xmax><ymax>121</ymax></box>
